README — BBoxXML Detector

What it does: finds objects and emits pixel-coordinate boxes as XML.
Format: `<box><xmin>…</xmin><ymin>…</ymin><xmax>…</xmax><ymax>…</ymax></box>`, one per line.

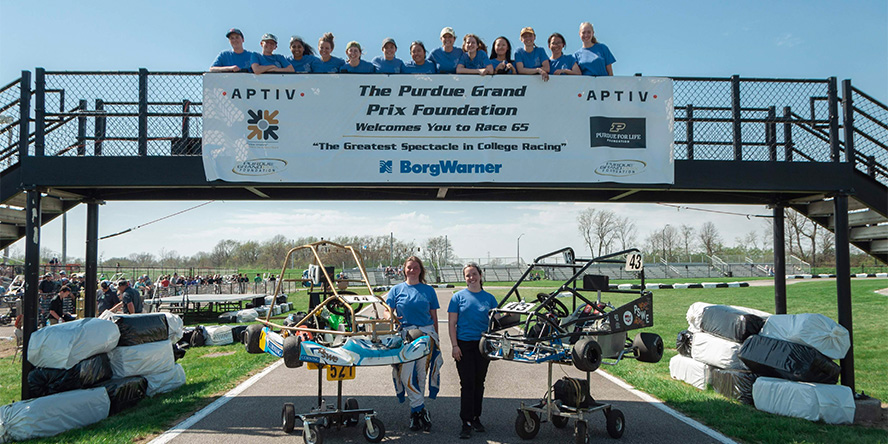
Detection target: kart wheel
<box><xmin>283</xmin><ymin>334</ymin><xmax>303</xmax><ymax>368</ymax></box>
<box><xmin>362</xmin><ymin>416</ymin><xmax>385</xmax><ymax>443</ymax></box>
<box><xmin>515</xmin><ymin>411</ymin><xmax>540</xmax><ymax>439</ymax></box>
<box><xmin>345</xmin><ymin>398</ymin><xmax>360</xmax><ymax>426</ymax></box>
<box><xmin>606</xmin><ymin>409</ymin><xmax>625</xmax><ymax>439</ymax></box>
<box><xmin>572</xmin><ymin>338</ymin><xmax>602</xmax><ymax>372</ymax></box>
<box><xmin>575</xmin><ymin>420</ymin><xmax>588</xmax><ymax>444</ymax></box>
<box><xmin>244</xmin><ymin>324</ymin><xmax>263</xmax><ymax>354</ymax></box>
<box><xmin>282</xmin><ymin>402</ymin><xmax>296</xmax><ymax>433</ymax></box>
<box><xmin>478</xmin><ymin>337</ymin><xmax>495</xmax><ymax>361</ymax></box>
<box><xmin>303</xmin><ymin>424</ymin><xmax>323</xmax><ymax>444</ymax></box>
<box><xmin>552</xmin><ymin>413</ymin><xmax>569</xmax><ymax>429</ymax></box>
<box><xmin>633</xmin><ymin>332</ymin><xmax>664</xmax><ymax>363</ymax></box>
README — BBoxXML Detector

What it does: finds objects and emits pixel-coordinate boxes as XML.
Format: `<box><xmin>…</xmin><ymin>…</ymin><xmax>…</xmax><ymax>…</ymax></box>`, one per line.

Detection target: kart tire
<box><xmin>572</xmin><ymin>338</ymin><xmax>602</xmax><ymax>372</ymax></box>
<box><xmin>282</xmin><ymin>402</ymin><xmax>296</xmax><ymax>433</ymax></box>
<box><xmin>283</xmin><ymin>334</ymin><xmax>303</xmax><ymax>368</ymax></box>
<box><xmin>633</xmin><ymin>332</ymin><xmax>664</xmax><ymax>363</ymax></box>
<box><xmin>362</xmin><ymin>416</ymin><xmax>385</xmax><ymax>443</ymax></box>
<box><xmin>478</xmin><ymin>337</ymin><xmax>495</xmax><ymax>362</ymax></box>
<box><xmin>405</xmin><ymin>328</ymin><xmax>424</xmax><ymax>342</ymax></box>
<box><xmin>345</xmin><ymin>398</ymin><xmax>359</xmax><ymax>426</ymax></box>
<box><xmin>244</xmin><ymin>324</ymin><xmax>263</xmax><ymax>354</ymax></box>
<box><xmin>515</xmin><ymin>411</ymin><xmax>540</xmax><ymax>440</ymax></box>
<box><xmin>303</xmin><ymin>424</ymin><xmax>323</xmax><ymax>444</ymax></box>
<box><xmin>606</xmin><ymin>409</ymin><xmax>625</xmax><ymax>439</ymax></box>
<box><xmin>575</xmin><ymin>420</ymin><xmax>588</xmax><ymax>444</ymax></box>
<box><xmin>551</xmin><ymin>414</ymin><xmax>569</xmax><ymax>429</ymax></box>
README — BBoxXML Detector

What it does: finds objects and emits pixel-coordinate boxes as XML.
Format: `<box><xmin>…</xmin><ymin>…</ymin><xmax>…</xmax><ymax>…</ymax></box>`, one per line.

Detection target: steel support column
<box><xmin>772</xmin><ymin>204</ymin><xmax>786</xmax><ymax>314</ymax></box>
<box><xmin>16</xmin><ymin>71</ymin><xmax>30</xmax><ymax>160</ymax></box>
<box><xmin>731</xmin><ymin>74</ymin><xmax>742</xmax><ymax>160</ymax></box>
<box><xmin>84</xmin><ymin>202</ymin><xmax>100</xmax><ymax>318</ymax></box>
<box><xmin>841</xmin><ymin>80</ymin><xmax>856</xmax><ymax>166</ymax></box>
<box><xmin>35</xmin><ymin>68</ymin><xmax>45</xmax><ymax>157</ymax></box>
<box><xmin>827</xmin><ymin>77</ymin><xmax>840</xmax><ymax>162</ymax></box>
<box><xmin>21</xmin><ymin>189</ymin><xmax>41</xmax><ymax>400</ymax></box>
<box><xmin>833</xmin><ymin>193</ymin><xmax>854</xmax><ymax>391</ymax></box>
<box><xmin>138</xmin><ymin>68</ymin><xmax>148</xmax><ymax>156</ymax></box>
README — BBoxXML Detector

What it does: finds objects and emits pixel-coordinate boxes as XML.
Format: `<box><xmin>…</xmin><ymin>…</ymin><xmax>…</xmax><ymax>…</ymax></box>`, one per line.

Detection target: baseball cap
<box><xmin>226</xmin><ymin>28</ymin><xmax>244</xmax><ymax>39</ymax></box>
<box><xmin>346</xmin><ymin>41</ymin><xmax>362</xmax><ymax>51</ymax></box>
<box><xmin>440</xmin><ymin>27</ymin><xmax>456</xmax><ymax>38</ymax></box>
<box><xmin>261</xmin><ymin>33</ymin><xmax>278</xmax><ymax>43</ymax></box>
<box><xmin>118</xmin><ymin>279</ymin><xmax>128</xmax><ymax>286</ymax></box>
<box><xmin>59</xmin><ymin>270</ymin><xmax>66</xmax><ymax>275</ymax></box>
<box><xmin>100</xmin><ymin>281</ymin><xmax>110</xmax><ymax>289</ymax></box>
<box><xmin>381</xmin><ymin>38</ymin><xmax>397</xmax><ymax>49</ymax></box>
<box><xmin>520</xmin><ymin>27</ymin><xmax>535</xmax><ymax>36</ymax></box>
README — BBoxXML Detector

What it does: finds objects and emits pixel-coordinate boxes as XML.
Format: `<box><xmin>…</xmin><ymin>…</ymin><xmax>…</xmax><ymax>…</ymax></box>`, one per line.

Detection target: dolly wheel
<box><xmin>552</xmin><ymin>413</ymin><xmax>569</xmax><ymax>428</ymax></box>
<box><xmin>363</xmin><ymin>416</ymin><xmax>385</xmax><ymax>443</ymax></box>
<box><xmin>303</xmin><ymin>424</ymin><xmax>323</xmax><ymax>444</ymax></box>
<box><xmin>515</xmin><ymin>411</ymin><xmax>540</xmax><ymax>439</ymax></box>
<box><xmin>575</xmin><ymin>420</ymin><xmax>588</xmax><ymax>444</ymax></box>
<box><xmin>282</xmin><ymin>402</ymin><xmax>295</xmax><ymax>433</ymax></box>
<box><xmin>345</xmin><ymin>398</ymin><xmax>360</xmax><ymax>426</ymax></box>
<box><xmin>606</xmin><ymin>409</ymin><xmax>625</xmax><ymax>438</ymax></box>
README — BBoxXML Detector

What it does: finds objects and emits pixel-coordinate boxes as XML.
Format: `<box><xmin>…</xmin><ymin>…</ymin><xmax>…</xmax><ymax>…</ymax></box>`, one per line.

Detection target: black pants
<box><xmin>455</xmin><ymin>339</ymin><xmax>491</xmax><ymax>422</ymax></box>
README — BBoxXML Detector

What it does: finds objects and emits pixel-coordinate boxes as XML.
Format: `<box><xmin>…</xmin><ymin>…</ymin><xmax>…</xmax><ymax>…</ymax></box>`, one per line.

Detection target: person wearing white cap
<box><xmin>429</xmin><ymin>27</ymin><xmax>464</xmax><ymax>74</ymax></box>
<box><xmin>210</xmin><ymin>28</ymin><xmax>255</xmax><ymax>73</ymax></box>
<box><xmin>251</xmin><ymin>33</ymin><xmax>295</xmax><ymax>74</ymax></box>
<box><xmin>514</xmin><ymin>27</ymin><xmax>550</xmax><ymax>81</ymax></box>
<box><xmin>340</xmin><ymin>41</ymin><xmax>376</xmax><ymax>73</ymax></box>
<box><xmin>371</xmin><ymin>38</ymin><xmax>405</xmax><ymax>74</ymax></box>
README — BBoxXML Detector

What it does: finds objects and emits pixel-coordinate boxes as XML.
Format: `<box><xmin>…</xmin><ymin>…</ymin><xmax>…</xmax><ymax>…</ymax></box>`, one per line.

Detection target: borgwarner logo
<box><xmin>247</xmin><ymin>109</ymin><xmax>280</xmax><ymax>140</ymax></box>
<box><xmin>232</xmin><ymin>158</ymin><xmax>287</xmax><ymax>176</ymax></box>
<box><xmin>589</xmin><ymin>117</ymin><xmax>646</xmax><ymax>149</ymax></box>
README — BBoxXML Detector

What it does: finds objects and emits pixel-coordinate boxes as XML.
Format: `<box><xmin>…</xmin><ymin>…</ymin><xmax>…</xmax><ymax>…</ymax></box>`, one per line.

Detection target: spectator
<box><xmin>490</xmin><ymin>36</ymin><xmax>516</xmax><ymax>74</ymax></box>
<box><xmin>251</xmin><ymin>33</ymin><xmax>295</xmax><ymax>74</ymax></box>
<box><xmin>254</xmin><ymin>273</ymin><xmax>263</xmax><ymax>283</ymax></box>
<box><xmin>117</xmin><ymin>279</ymin><xmax>143</xmax><ymax>314</ymax></box>
<box><xmin>403</xmin><ymin>41</ymin><xmax>437</xmax><ymax>74</ymax></box>
<box><xmin>97</xmin><ymin>281</ymin><xmax>120</xmax><ymax>313</ymax></box>
<box><xmin>210</xmin><ymin>28</ymin><xmax>254</xmax><ymax>73</ymax></box>
<box><xmin>574</xmin><ymin>22</ymin><xmax>615</xmax><ymax>76</ymax></box>
<box><xmin>514</xmin><ymin>27</ymin><xmax>550</xmax><ymax>81</ymax></box>
<box><xmin>547</xmin><ymin>32</ymin><xmax>580</xmax><ymax>75</ymax></box>
<box><xmin>456</xmin><ymin>34</ymin><xmax>493</xmax><ymax>76</ymax></box>
<box><xmin>372</xmin><ymin>38</ymin><xmax>405</xmax><ymax>73</ymax></box>
<box><xmin>341</xmin><ymin>41</ymin><xmax>376</xmax><ymax>73</ymax></box>
<box><xmin>287</xmin><ymin>35</ymin><xmax>318</xmax><ymax>73</ymax></box>
<box><xmin>310</xmin><ymin>33</ymin><xmax>345</xmax><ymax>73</ymax></box>
<box><xmin>49</xmin><ymin>285</ymin><xmax>76</xmax><ymax>323</ymax></box>
<box><xmin>429</xmin><ymin>27</ymin><xmax>463</xmax><ymax>74</ymax></box>
<box><xmin>38</xmin><ymin>273</ymin><xmax>55</xmax><ymax>294</ymax></box>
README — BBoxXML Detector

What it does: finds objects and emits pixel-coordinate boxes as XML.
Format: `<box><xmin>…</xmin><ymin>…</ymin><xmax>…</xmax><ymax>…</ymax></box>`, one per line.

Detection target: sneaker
<box><xmin>409</xmin><ymin>412</ymin><xmax>422</xmax><ymax>431</ymax></box>
<box><xmin>420</xmin><ymin>408</ymin><xmax>432</xmax><ymax>431</ymax></box>
<box><xmin>460</xmin><ymin>421</ymin><xmax>472</xmax><ymax>439</ymax></box>
<box><xmin>472</xmin><ymin>417</ymin><xmax>486</xmax><ymax>433</ymax></box>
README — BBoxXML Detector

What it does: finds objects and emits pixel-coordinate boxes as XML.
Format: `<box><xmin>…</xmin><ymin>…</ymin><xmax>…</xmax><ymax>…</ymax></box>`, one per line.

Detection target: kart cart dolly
<box><xmin>514</xmin><ymin>361</ymin><xmax>624</xmax><ymax>444</ymax></box>
<box><xmin>282</xmin><ymin>363</ymin><xmax>385</xmax><ymax>444</ymax></box>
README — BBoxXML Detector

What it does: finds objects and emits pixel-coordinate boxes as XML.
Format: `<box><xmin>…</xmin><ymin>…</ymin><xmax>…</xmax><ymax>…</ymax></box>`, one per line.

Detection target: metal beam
<box><xmin>833</xmin><ymin>193</ymin><xmax>854</xmax><ymax>391</ymax></box>
<box><xmin>772</xmin><ymin>203</ymin><xmax>786</xmax><ymax>314</ymax></box>
<box><xmin>22</xmin><ymin>189</ymin><xmax>40</xmax><ymax>400</ymax></box>
<box><xmin>84</xmin><ymin>202</ymin><xmax>99</xmax><ymax>318</ymax></box>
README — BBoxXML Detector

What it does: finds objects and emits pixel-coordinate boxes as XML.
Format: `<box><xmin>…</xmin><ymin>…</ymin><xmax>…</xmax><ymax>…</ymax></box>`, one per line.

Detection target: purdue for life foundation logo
<box><xmin>589</xmin><ymin>116</ymin><xmax>646</xmax><ymax>149</ymax></box>
<box><xmin>247</xmin><ymin>109</ymin><xmax>280</xmax><ymax>140</ymax></box>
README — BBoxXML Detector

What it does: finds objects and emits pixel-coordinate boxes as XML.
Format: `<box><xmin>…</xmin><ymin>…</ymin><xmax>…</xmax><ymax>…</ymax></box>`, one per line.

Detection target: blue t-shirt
<box><xmin>448</xmin><ymin>289</ymin><xmax>498</xmax><ymax>341</ymax></box>
<box><xmin>371</xmin><ymin>56</ymin><xmax>406</xmax><ymax>74</ymax></box>
<box><xmin>212</xmin><ymin>50</ymin><xmax>255</xmax><ymax>72</ymax></box>
<box><xmin>386</xmin><ymin>282</ymin><xmax>440</xmax><ymax>328</ymax></box>
<box><xmin>514</xmin><ymin>46</ymin><xmax>549</xmax><ymax>70</ymax></box>
<box><xmin>429</xmin><ymin>47</ymin><xmax>464</xmax><ymax>74</ymax></box>
<box><xmin>458</xmin><ymin>50</ymin><xmax>492</xmax><ymax>70</ymax></box>
<box><xmin>403</xmin><ymin>60</ymin><xmax>438</xmax><ymax>74</ymax></box>
<box><xmin>573</xmin><ymin>43</ymin><xmax>616</xmax><ymax>76</ymax></box>
<box><xmin>310</xmin><ymin>56</ymin><xmax>346</xmax><ymax>73</ymax></box>
<box><xmin>491</xmin><ymin>58</ymin><xmax>515</xmax><ymax>74</ymax></box>
<box><xmin>549</xmin><ymin>54</ymin><xmax>578</xmax><ymax>74</ymax></box>
<box><xmin>250</xmin><ymin>53</ymin><xmax>290</xmax><ymax>69</ymax></box>
<box><xmin>340</xmin><ymin>60</ymin><xmax>377</xmax><ymax>73</ymax></box>
<box><xmin>287</xmin><ymin>54</ymin><xmax>319</xmax><ymax>73</ymax></box>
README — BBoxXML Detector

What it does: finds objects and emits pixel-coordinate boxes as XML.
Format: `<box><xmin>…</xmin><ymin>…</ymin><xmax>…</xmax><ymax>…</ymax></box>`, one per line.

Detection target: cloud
<box><xmin>776</xmin><ymin>33</ymin><xmax>802</xmax><ymax>48</ymax></box>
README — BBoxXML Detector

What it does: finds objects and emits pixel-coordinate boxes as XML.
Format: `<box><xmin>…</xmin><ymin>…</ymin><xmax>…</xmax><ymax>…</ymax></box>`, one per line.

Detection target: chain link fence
<box><xmin>0</xmin><ymin>78</ymin><xmax>23</xmax><ymax>170</ymax></box>
<box><xmin>850</xmin><ymin>87</ymin><xmax>888</xmax><ymax>183</ymax></box>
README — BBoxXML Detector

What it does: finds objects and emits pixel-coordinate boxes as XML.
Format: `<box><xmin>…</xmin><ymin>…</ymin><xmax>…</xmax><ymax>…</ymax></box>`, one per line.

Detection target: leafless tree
<box><xmin>785</xmin><ymin>209</ymin><xmax>816</xmax><ymax>263</ymax></box>
<box><xmin>698</xmin><ymin>221</ymin><xmax>722</xmax><ymax>259</ymax></box>
<box><xmin>646</xmin><ymin>224</ymin><xmax>680</xmax><ymax>262</ymax></box>
<box><xmin>614</xmin><ymin>215</ymin><xmax>637</xmax><ymax>251</ymax></box>
<box><xmin>424</xmin><ymin>236</ymin><xmax>452</xmax><ymax>283</ymax></box>
<box><xmin>680</xmin><ymin>224</ymin><xmax>695</xmax><ymax>262</ymax></box>
<box><xmin>210</xmin><ymin>239</ymin><xmax>239</xmax><ymax>267</ymax></box>
<box><xmin>577</xmin><ymin>208</ymin><xmax>619</xmax><ymax>256</ymax></box>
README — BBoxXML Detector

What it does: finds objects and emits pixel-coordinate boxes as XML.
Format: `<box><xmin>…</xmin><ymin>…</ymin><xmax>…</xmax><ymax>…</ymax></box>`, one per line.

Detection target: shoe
<box><xmin>420</xmin><ymin>408</ymin><xmax>432</xmax><ymax>431</ymax></box>
<box><xmin>409</xmin><ymin>412</ymin><xmax>422</xmax><ymax>431</ymax></box>
<box><xmin>472</xmin><ymin>417</ymin><xmax>486</xmax><ymax>433</ymax></box>
<box><xmin>460</xmin><ymin>422</ymin><xmax>472</xmax><ymax>439</ymax></box>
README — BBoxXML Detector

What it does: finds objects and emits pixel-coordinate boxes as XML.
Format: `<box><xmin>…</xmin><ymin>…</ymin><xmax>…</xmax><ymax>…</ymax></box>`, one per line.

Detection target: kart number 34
<box><xmin>625</xmin><ymin>252</ymin><xmax>643</xmax><ymax>271</ymax></box>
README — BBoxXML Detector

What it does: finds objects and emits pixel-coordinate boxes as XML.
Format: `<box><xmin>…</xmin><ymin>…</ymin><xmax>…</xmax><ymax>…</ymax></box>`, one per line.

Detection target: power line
<box><xmin>100</xmin><ymin>201</ymin><xmax>216</xmax><ymax>240</ymax></box>
<box><xmin>656</xmin><ymin>203</ymin><xmax>772</xmax><ymax>220</ymax></box>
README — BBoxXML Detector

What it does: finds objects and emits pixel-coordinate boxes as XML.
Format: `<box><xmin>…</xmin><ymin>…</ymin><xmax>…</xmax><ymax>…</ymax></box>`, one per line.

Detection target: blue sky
<box><xmin>1</xmin><ymin>1</ymin><xmax>885</xmax><ymax>262</ymax></box>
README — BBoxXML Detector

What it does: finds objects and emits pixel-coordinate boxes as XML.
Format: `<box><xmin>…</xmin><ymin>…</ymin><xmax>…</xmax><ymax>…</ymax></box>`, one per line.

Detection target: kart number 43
<box><xmin>625</xmin><ymin>252</ymin><xmax>643</xmax><ymax>271</ymax></box>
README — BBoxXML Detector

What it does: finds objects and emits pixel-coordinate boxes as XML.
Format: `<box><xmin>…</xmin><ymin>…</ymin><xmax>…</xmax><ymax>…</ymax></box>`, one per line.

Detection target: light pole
<box><xmin>517</xmin><ymin>233</ymin><xmax>525</xmax><ymax>266</ymax></box>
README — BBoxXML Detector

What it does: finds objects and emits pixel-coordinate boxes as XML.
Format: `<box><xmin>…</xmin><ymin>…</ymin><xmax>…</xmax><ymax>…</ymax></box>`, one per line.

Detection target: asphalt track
<box><xmin>151</xmin><ymin>288</ymin><xmax>733</xmax><ymax>444</ymax></box>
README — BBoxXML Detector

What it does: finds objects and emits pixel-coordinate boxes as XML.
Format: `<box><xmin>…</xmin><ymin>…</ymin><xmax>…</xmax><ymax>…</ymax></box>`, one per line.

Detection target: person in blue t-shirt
<box><xmin>456</xmin><ymin>34</ymin><xmax>493</xmax><ymax>75</ymax></box>
<box><xmin>429</xmin><ymin>27</ymin><xmax>464</xmax><ymax>74</ymax></box>
<box><xmin>403</xmin><ymin>41</ymin><xmax>437</xmax><ymax>74</ymax></box>
<box><xmin>372</xmin><ymin>38</ymin><xmax>406</xmax><ymax>74</ymax></box>
<box><xmin>448</xmin><ymin>263</ymin><xmax>498</xmax><ymax>439</ymax></box>
<box><xmin>210</xmin><ymin>28</ymin><xmax>254</xmax><ymax>73</ymax></box>
<box><xmin>574</xmin><ymin>22</ymin><xmax>615</xmax><ymax>76</ymax></box>
<box><xmin>547</xmin><ymin>32</ymin><xmax>581</xmax><ymax>75</ymax></box>
<box><xmin>341</xmin><ymin>41</ymin><xmax>376</xmax><ymax>73</ymax></box>
<box><xmin>287</xmin><ymin>36</ymin><xmax>318</xmax><ymax>73</ymax></box>
<box><xmin>310</xmin><ymin>32</ymin><xmax>346</xmax><ymax>73</ymax></box>
<box><xmin>490</xmin><ymin>36</ymin><xmax>516</xmax><ymax>75</ymax></box>
<box><xmin>250</xmin><ymin>33</ymin><xmax>295</xmax><ymax>74</ymax></box>
<box><xmin>514</xmin><ymin>27</ymin><xmax>550</xmax><ymax>81</ymax></box>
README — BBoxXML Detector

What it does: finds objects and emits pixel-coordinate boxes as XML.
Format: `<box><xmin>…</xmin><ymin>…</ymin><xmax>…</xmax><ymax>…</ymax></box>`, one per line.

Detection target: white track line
<box><xmin>148</xmin><ymin>360</ymin><xmax>284</xmax><ymax>444</ymax></box>
<box><xmin>595</xmin><ymin>369</ymin><xmax>737</xmax><ymax>444</ymax></box>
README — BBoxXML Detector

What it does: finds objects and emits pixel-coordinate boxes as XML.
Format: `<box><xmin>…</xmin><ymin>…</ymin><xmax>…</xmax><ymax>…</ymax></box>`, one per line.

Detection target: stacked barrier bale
<box><xmin>108</xmin><ymin>313</ymin><xmax>186</xmax><ymax>397</ymax></box>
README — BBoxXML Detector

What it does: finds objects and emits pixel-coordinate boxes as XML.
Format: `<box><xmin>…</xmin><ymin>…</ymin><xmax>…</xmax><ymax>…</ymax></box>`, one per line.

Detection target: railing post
<box><xmin>783</xmin><ymin>106</ymin><xmax>793</xmax><ymax>161</ymax></box>
<box><xmin>685</xmin><ymin>104</ymin><xmax>694</xmax><ymax>160</ymax></box>
<box><xmin>17</xmin><ymin>71</ymin><xmax>30</xmax><ymax>161</ymax></box>
<box><xmin>94</xmin><ymin>99</ymin><xmax>105</xmax><ymax>156</ymax></box>
<box><xmin>841</xmin><ymin>79</ymin><xmax>856</xmax><ymax>166</ymax></box>
<box><xmin>767</xmin><ymin>106</ymin><xmax>777</xmax><ymax>161</ymax></box>
<box><xmin>866</xmin><ymin>155</ymin><xmax>875</xmax><ymax>178</ymax></box>
<box><xmin>77</xmin><ymin>99</ymin><xmax>87</xmax><ymax>156</ymax></box>
<box><xmin>35</xmin><ymin>68</ymin><xmax>45</xmax><ymax>157</ymax></box>
<box><xmin>833</xmin><ymin>193</ymin><xmax>854</xmax><ymax>391</ymax></box>
<box><xmin>731</xmin><ymin>74</ymin><xmax>742</xmax><ymax>160</ymax></box>
<box><xmin>827</xmin><ymin>77</ymin><xmax>840</xmax><ymax>162</ymax></box>
<box><xmin>182</xmin><ymin>99</ymin><xmax>191</xmax><ymax>139</ymax></box>
<box><xmin>138</xmin><ymin>68</ymin><xmax>148</xmax><ymax>156</ymax></box>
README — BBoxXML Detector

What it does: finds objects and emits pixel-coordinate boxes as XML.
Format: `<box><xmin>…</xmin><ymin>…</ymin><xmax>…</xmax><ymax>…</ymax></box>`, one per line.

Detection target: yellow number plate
<box><xmin>326</xmin><ymin>365</ymin><xmax>356</xmax><ymax>381</ymax></box>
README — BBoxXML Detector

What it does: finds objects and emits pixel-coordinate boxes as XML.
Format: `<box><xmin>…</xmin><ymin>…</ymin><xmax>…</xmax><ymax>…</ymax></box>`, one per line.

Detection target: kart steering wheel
<box><xmin>535</xmin><ymin>292</ymin><xmax>569</xmax><ymax>318</ymax></box>
<box><xmin>327</xmin><ymin>291</ymin><xmax>364</xmax><ymax>316</ymax></box>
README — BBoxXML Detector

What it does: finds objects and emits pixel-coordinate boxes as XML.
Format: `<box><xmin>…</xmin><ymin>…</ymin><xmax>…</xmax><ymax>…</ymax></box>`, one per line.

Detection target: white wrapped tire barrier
<box><xmin>669</xmin><ymin>354</ymin><xmax>710</xmax><ymax>389</ymax></box>
<box><xmin>27</xmin><ymin>318</ymin><xmax>120</xmax><ymax>370</ymax></box>
<box><xmin>108</xmin><ymin>340</ymin><xmax>175</xmax><ymax>378</ymax></box>
<box><xmin>752</xmin><ymin>377</ymin><xmax>855</xmax><ymax>424</ymax></box>
<box><xmin>144</xmin><ymin>363</ymin><xmax>186</xmax><ymax>397</ymax></box>
<box><xmin>0</xmin><ymin>387</ymin><xmax>110</xmax><ymax>443</ymax></box>
<box><xmin>203</xmin><ymin>325</ymin><xmax>234</xmax><ymax>346</ymax></box>
<box><xmin>759</xmin><ymin>313</ymin><xmax>850</xmax><ymax>360</ymax></box>
<box><xmin>690</xmin><ymin>332</ymin><xmax>747</xmax><ymax>370</ymax></box>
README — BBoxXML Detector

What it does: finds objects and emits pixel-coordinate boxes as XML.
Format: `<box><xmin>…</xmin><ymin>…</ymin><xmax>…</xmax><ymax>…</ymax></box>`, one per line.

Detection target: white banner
<box><xmin>202</xmin><ymin>74</ymin><xmax>674</xmax><ymax>184</ymax></box>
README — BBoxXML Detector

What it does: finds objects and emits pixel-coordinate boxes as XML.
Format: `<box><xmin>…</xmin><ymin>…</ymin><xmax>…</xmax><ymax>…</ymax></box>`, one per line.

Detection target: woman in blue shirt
<box><xmin>490</xmin><ymin>36</ymin><xmax>516</xmax><ymax>75</ymax></box>
<box><xmin>456</xmin><ymin>34</ymin><xmax>493</xmax><ymax>76</ymax></box>
<box><xmin>574</xmin><ymin>22</ymin><xmax>615</xmax><ymax>76</ymax></box>
<box><xmin>341</xmin><ymin>41</ymin><xmax>376</xmax><ymax>73</ymax></box>
<box><xmin>310</xmin><ymin>32</ymin><xmax>345</xmax><ymax>73</ymax></box>
<box><xmin>429</xmin><ymin>27</ymin><xmax>464</xmax><ymax>74</ymax></box>
<box><xmin>548</xmin><ymin>32</ymin><xmax>581</xmax><ymax>75</ymax></box>
<box><xmin>514</xmin><ymin>27</ymin><xmax>549</xmax><ymax>81</ymax></box>
<box><xmin>250</xmin><ymin>33</ymin><xmax>295</xmax><ymax>74</ymax></box>
<box><xmin>287</xmin><ymin>36</ymin><xmax>318</xmax><ymax>73</ymax></box>
<box><xmin>372</xmin><ymin>38</ymin><xmax>406</xmax><ymax>73</ymax></box>
<box><xmin>403</xmin><ymin>41</ymin><xmax>437</xmax><ymax>74</ymax></box>
<box><xmin>448</xmin><ymin>263</ymin><xmax>498</xmax><ymax>439</ymax></box>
